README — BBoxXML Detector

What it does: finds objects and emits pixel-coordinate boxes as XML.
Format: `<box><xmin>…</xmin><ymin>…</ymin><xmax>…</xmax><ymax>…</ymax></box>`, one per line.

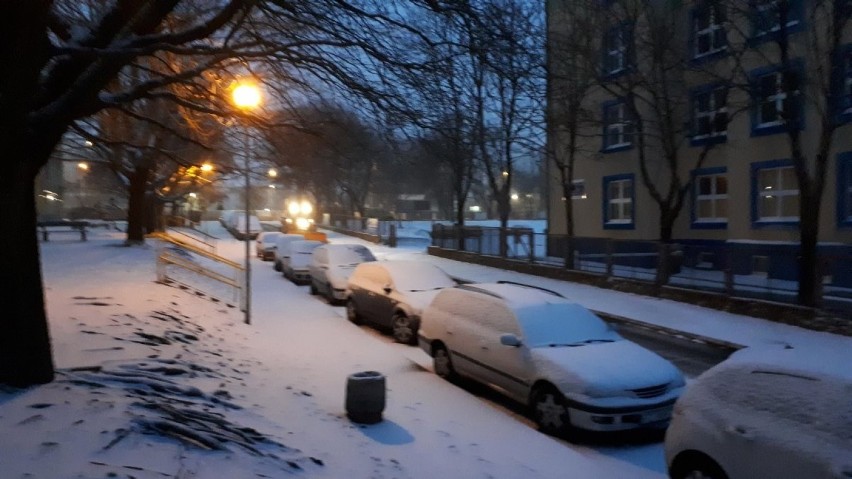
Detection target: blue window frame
<box><xmin>834</xmin><ymin>44</ymin><xmax>852</xmax><ymax>124</ymax></box>
<box><xmin>602</xmin><ymin>174</ymin><xmax>635</xmax><ymax>229</ymax></box>
<box><xmin>690</xmin><ymin>1</ymin><xmax>727</xmax><ymax>62</ymax></box>
<box><xmin>838</xmin><ymin>152</ymin><xmax>852</xmax><ymax>228</ymax></box>
<box><xmin>750</xmin><ymin>160</ymin><xmax>799</xmax><ymax>228</ymax></box>
<box><xmin>749</xmin><ymin>61</ymin><xmax>804</xmax><ymax>137</ymax></box>
<box><xmin>601</xmin><ymin>100</ymin><xmax>634</xmax><ymax>152</ymax></box>
<box><xmin>690</xmin><ymin>83</ymin><xmax>728</xmax><ymax>146</ymax></box>
<box><xmin>691</xmin><ymin>167</ymin><xmax>728</xmax><ymax>229</ymax></box>
<box><xmin>602</xmin><ymin>23</ymin><xmax>633</xmax><ymax>78</ymax></box>
<box><xmin>750</xmin><ymin>0</ymin><xmax>804</xmax><ymax>42</ymax></box>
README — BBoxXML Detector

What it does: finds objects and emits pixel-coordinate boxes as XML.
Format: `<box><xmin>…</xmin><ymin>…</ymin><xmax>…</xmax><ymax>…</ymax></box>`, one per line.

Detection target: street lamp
<box><xmin>232</xmin><ymin>80</ymin><xmax>262</xmax><ymax>325</ymax></box>
<box><xmin>77</xmin><ymin>162</ymin><xmax>90</xmax><ymax>207</ymax></box>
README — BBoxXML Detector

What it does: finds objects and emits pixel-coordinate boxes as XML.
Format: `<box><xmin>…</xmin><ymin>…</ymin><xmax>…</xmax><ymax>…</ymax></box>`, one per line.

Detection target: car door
<box><xmin>309</xmin><ymin>248</ymin><xmax>329</xmax><ymax>293</ymax></box>
<box><xmin>370</xmin><ymin>266</ymin><xmax>397</xmax><ymax>327</ymax></box>
<box><xmin>352</xmin><ymin>263</ymin><xmax>384</xmax><ymax>323</ymax></box>
<box><xmin>446</xmin><ymin>293</ymin><xmax>500</xmax><ymax>381</ymax></box>
<box><xmin>475</xmin><ymin>304</ymin><xmax>532</xmax><ymax>401</ymax></box>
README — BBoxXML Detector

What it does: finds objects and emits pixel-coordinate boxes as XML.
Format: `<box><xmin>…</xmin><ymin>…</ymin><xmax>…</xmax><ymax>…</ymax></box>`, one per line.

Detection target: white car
<box><xmin>255</xmin><ymin>231</ymin><xmax>283</xmax><ymax>260</ymax></box>
<box><xmin>345</xmin><ymin>260</ymin><xmax>457</xmax><ymax>344</ymax></box>
<box><xmin>282</xmin><ymin>239</ymin><xmax>324</xmax><ymax>284</ymax></box>
<box><xmin>418</xmin><ymin>281</ymin><xmax>686</xmax><ymax>438</ymax></box>
<box><xmin>308</xmin><ymin>243</ymin><xmax>376</xmax><ymax>304</ymax></box>
<box><xmin>271</xmin><ymin>234</ymin><xmax>306</xmax><ymax>272</ymax></box>
<box><xmin>665</xmin><ymin>344</ymin><xmax>852</xmax><ymax>479</ymax></box>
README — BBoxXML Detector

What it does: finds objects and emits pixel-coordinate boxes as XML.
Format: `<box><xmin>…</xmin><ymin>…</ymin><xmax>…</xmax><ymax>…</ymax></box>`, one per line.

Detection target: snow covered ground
<box><xmin>1</xmin><ymin>222</ymin><xmax>849</xmax><ymax>478</ymax></box>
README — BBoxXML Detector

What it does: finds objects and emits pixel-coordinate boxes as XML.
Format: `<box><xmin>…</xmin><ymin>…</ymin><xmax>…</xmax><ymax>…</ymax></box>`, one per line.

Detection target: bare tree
<box><xmin>0</xmin><ymin>0</ymin><xmax>453</xmax><ymax>387</ymax></box>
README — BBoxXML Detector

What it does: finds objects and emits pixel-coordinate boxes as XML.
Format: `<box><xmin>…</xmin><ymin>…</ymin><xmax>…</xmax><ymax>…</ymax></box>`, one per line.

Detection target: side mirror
<box><xmin>383</xmin><ymin>284</ymin><xmax>393</xmax><ymax>294</ymax></box>
<box><xmin>500</xmin><ymin>334</ymin><xmax>522</xmax><ymax>347</ymax></box>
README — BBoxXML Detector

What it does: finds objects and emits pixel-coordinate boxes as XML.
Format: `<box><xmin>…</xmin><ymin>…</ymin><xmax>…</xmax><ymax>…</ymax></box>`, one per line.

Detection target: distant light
<box><xmin>84</xmin><ymin>140</ymin><xmax>93</xmax><ymax>147</ymax></box>
<box><xmin>77</xmin><ymin>162</ymin><xmax>89</xmax><ymax>171</ymax></box>
<box><xmin>188</xmin><ymin>192</ymin><xmax>197</xmax><ymax>198</ymax></box>
<box><xmin>264</xmin><ymin>208</ymin><xmax>271</xmax><ymax>212</ymax></box>
<box><xmin>288</xmin><ymin>202</ymin><xmax>300</xmax><ymax>216</ymax></box>
<box><xmin>300</xmin><ymin>201</ymin><xmax>313</xmax><ymax>215</ymax></box>
<box><xmin>200</xmin><ymin>163</ymin><xmax>214</xmax><ymax>172</ymax></box>
<box><xmin>268</xmin><ymin>168</ymin><xmax>278</xmax><ymax>178</ymax></box>
<box><xmin>295</xmin><ymin>218</ymin><xmax>312</xmax><ymax>230</ymax></box>
<box><xmin>232</xmin><ymin>82</ymin><xmax>262</xmax><ymax>109</ymax></box>
<box><xmin>268</xmin><ymin>184</ymin><xmax>276</xmax><ymax>189</ymax></box>
<box><xmin>469</xmin><ymin>205</ymin><xmax>481</xmax><ymax>212</ymax></box>
<box><xmin>511</xmin><ymin>193</ymin><xmax>519</xmax><ymax>200</ymax></box>
<box><xmin>502</xmin><ymin>171</ymin><xmax>509</xmax><ymax>177</ymax></box>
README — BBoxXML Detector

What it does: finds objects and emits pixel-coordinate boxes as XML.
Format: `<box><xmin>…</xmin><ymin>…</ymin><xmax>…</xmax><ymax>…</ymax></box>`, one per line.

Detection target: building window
<box><xmin>693</xmin><ymin>2</ymin><xmax>726</xmax><ymax>59</ymax></box>
<box><xmin>752</xmin><ymin>161</ymin><xmax>799</xmax><ymax>225</ymax></box>
<box><xmin>691</xmin><ymin>84</ymin><xmax>728</xmax><ymax>145</ymax></box>
<box><xmin>838</xmin><ymin>152</ymin><xmax>852</xmax><ymax>227</ymax></box>
<box><xmin>837</xmin><ymin>45</ymin><xmax>852</xmax><ymax>123</ymax></box>
<box><xmin>692</xmin><ymin>168</ymin><xmax>728</xmax><ymax>228</ymax></box>
<box><xmin>750</xmin><ymin>63</ymin><xmax>803</xmax><ymax>136</ymax></box>
<box><xmin>603</xmin><ymin>174</ymin><xmax>634</xmax><ymax>229</ymax></box>
<box><xmin>603</xmin><ymin>24</ymin><xmax>632</xmax><ymax>76</ymax></box>
<box><xmin>752</xmin><ymin>0</ymin><xmax>803</xmax><ymax>37</ymax></box>
<box><xmin>571</xmin><ymin>179</ymin><xmax>587</xmax><ymax>199</ymax></box>
<box><xmin>602</xmin><ymin>100</ymin><xmax>634</xmax><ymax>151</ymax></box>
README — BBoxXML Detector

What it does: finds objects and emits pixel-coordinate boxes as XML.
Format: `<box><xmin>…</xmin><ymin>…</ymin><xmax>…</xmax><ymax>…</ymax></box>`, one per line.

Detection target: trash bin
<box><xmin>345</xmin><ymin>371</ymin><xmax>385</xmax><ymax>424</ymax></box>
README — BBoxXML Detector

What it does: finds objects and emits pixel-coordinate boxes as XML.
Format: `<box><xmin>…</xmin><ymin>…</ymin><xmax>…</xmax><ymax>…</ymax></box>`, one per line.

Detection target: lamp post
<box><xmin>77</xmin><ymin>162</ymin><xmax>89</xmax><ymax>208</ymax></box>
<box><xmin>232</xmin><ymin>81</ymin><xmax>262</xmax><ymax>325</ymax></box>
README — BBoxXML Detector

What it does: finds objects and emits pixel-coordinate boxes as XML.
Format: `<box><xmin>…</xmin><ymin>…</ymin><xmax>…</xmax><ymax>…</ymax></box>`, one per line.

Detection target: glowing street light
<box><xmin>232</xmin><ymin>80</ymin><xmax>263</xmax><ymax>325</ymax></box>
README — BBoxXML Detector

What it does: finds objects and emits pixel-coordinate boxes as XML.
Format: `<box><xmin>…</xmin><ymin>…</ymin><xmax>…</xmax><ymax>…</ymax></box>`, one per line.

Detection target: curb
<box><xmin>594</xmin><ymin>311</ymin><xmax>744</xmax><ymax>353</ymax></box>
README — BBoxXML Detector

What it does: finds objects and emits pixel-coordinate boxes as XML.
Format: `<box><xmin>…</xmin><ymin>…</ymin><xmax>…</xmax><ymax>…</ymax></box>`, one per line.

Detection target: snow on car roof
<box><xmin>378</xmin><ymin>260</ymin><xmax>456</xmax><ymax>291</ymax></box>
<box><xmin>719</xmin><ymin>342</ymin><xmax>852</xmax><ymax>382</ymax></box>
<box><xmin>291</xmin><ymin>240</ymin><xmax>323</xmax><ymax>253</ymax></box>
<box><xmin>457</xmin><ymin>282</ymin><xmax>570</xmax><ymax>309</ymax></box>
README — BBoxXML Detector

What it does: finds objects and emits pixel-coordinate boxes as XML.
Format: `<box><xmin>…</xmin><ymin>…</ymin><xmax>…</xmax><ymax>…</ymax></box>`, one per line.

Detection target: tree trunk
<box><xmin>126</xmin><ymin>165</ymin><xmax>151</xmax><ymax>244</ymax></box>
<box><xmin>798</xmin><ymin>192</ymin><xmax>821</xmax><ymax>307</ymax></box>
<box><xmin>0</xmin><ymin>157</ymin><xmax>55</xmax><ymax>386</ymax></box>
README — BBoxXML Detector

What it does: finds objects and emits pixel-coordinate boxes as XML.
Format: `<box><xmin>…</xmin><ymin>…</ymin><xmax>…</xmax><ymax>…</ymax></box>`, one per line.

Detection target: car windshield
<box><xmin>392</xmin><ymin>265</ymin><xmax>455</xmax><ymax>292</ymax></box>
<box><xmin>328</xmin><ymin>246</ymin><xmax>375</xmax><ymax>265</ymax></box>
<box><xmin>517</xmin><ymin>303</ymin><xmax>619</xmax><ymax>348</ymax></box>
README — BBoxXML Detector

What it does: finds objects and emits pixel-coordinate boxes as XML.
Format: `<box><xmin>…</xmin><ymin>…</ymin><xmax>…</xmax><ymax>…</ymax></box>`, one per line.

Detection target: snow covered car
<box><xmin>345</xmin><ymin>260</ymin><xmax>457</xmax><ymax>344</ymax></box>
<box><xmin>418</xmin><ymin>281</ymin><xmax>686</xmax><ymax>438</ymax></box>
<box><xmin>255</xmin><ymin>231</ymin><xmax>283</xmax><ymax>260</ymax></box>
<box><xmin>271</xmin><ymin>233</ymin><xmax>306</xmax><ymax>272</ymax></box>
<box><xmin>308</xmin><ymin>243</ymin><xmax>376</xmax><ymax>304</ymax></box>
<box><xmin>282</xmin><ymin>239</ymin><xmax>324</xmax><ymax>284</ymax></box>
<box><xmin>664</xmin><ymin>344</ymin><xmax>852</xmax><ymax>479</ymax></box>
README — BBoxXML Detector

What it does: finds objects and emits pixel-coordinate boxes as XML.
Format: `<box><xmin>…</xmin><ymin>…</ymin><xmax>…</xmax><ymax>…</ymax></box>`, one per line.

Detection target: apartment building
<box><xmin>546</xmin><ymin>0</ymin><xmax>852</xmax><ymax>286</ymax></box>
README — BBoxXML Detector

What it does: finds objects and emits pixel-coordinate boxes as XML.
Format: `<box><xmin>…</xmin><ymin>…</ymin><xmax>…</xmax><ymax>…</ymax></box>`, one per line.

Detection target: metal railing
<box><xmin>430</xmin><ymin>225</ymin><xmax>852</xmax><ymax>315</ymax></box>
<box><xmin>151</xmin><ymin>231</ymin><xmax>243</xmax><ymax>309</ymax></box>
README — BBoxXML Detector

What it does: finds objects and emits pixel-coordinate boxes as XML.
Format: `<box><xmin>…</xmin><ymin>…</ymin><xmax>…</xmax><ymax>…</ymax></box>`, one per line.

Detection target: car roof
<box><xmin>366</xmin><ymin>260</ymin><xmax>445</xmax><ymax>276</ymax></box>
<box><xmin>718</xmin><ymin>344</ymin><xmax>852</xmax><ymax>383</ymax></box>
<box><xmin>452</xmin><ymin>282</ymin><xmax>570</xmax><ymax>309</ymax></box>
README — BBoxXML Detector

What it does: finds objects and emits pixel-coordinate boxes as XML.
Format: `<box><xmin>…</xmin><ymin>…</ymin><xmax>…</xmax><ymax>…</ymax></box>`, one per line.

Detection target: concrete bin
<box><xmin>345</xmin><ymin>371</ymin><xmax>385</xmax><ymax>424</ymax></box>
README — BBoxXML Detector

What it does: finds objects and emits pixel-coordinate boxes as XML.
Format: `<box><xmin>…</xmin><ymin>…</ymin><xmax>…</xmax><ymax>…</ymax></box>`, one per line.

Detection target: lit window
<box><xmin>755</xmin><ymin>165</ymin><xmax>799</xmax><ymax>222</ymax></box>
<box><xmin>693</xmin><ymin>2</ymin><xmax>726</xmax><ymax>58</ymax></box>
<box><xmin>694</xmin><ymin>173</ymin><xmax>728</xmax><ymax>223</ymax></box>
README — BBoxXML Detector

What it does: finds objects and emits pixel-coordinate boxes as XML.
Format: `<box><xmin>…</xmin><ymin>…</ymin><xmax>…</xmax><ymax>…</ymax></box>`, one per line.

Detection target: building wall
<box><xmin>547</xmin><ymin>0</ymin><xmax>852</xmax><ymax>250</ymax></box>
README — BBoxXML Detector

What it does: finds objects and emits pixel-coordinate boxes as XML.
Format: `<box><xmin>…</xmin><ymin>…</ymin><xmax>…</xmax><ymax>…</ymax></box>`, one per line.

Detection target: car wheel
<box><xmin>670</xmin><ymin>453</ymin><xmax>728</xmax><ymax>479</ymax></box>
<box><xmin>531</xmin><ymin>385</ymin><xmax>571</xmax><ymax>438</ymax></box>
<box><xmin>346</xmin><ymin>299</ymin><xmax>362</xmax><ymax>325</ymax></box>
<box><xmin>391</xmin><ymin>312</ymin><xmax>416</xmax><ymax>345</ymax></box>
<box><xmin>309</xmin><ymin>281</ymin><xmax>318</xmax><ymax>295</ymax></box>
<box><xmin>324</xmin><ymin>283</ymin><xmax>337</xmax><ymax>304</ymax></box>
<box><xmin>432</xmin><ymin>343</ymin><xmax>457</xmax><ymax>381</ymax></box>
<box><xmin>274</xmin><ymin>260</ymin><xmax>282</xmax><ymax>272</ymax></box>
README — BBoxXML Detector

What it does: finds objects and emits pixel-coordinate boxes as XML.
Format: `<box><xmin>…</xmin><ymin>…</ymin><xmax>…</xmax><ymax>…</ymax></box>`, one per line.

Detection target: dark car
<box><xmin>345</xmin><ymin>260</ymin><xmax>456</xmax><ymax>344</ymax></box>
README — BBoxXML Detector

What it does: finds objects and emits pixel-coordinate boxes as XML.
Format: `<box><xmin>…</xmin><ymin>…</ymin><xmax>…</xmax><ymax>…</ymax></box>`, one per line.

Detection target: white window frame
<box><xmin>571</xmin><ymin>179</ymin><xmax>587</xmax><ymax>199</ymax></box>
<box><xmin>693</xmin><ymin>3</ymin><xmax>726</xmax><ymax>58</ymax></box>
<box><xmin>694</xmin><ymin>87</ymin><xmax>728</xmax><ymax>140</ymax></box>
<box><xmin>757</xmin><ymin>166</ymin><xmax>799</xmax><ymax>221</ymax></box>
<box><xmin>756</xmin><ymin>71</ymin><xmax>789</xmax><ymax>128</ymax></box>
<box><xmin>604</xmin><ymin>102</ymin><xmax>632</xmax><ymax>149</ymax></box>
<box><xmin>606</xmin><ymin>179</ymin><xmax>633</xmax><ymax>224</ymax></box>
<box><xmin>604</xmin><ymin>27</ymin><xmax>627</xmax><ymax>75</ymax></box>
<box><xmin>694</xmin><ymin>173</ymin><xmax>728</xmax><ymax>223</ymax></box>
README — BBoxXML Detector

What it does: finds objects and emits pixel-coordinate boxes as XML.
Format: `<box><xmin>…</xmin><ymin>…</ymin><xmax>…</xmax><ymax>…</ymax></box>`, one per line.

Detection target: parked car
<box><xmin>255</xmin><ymin>231</ymin><xmax>283</xmax><ymax>260</ymax></box>
<box><xmin>308</xmin><ymin>243</ymin><xmax>376</xmax><ymax>304</ymax></box>
<box><xmin>282</xmin><ymin>239</ymin><xmax>324</xmax><ymax>284</ymax></box>
<box><xmin>345</xmin><ymin>260</ymin><xmax>456</xmax><ymax>344</ymax></box>
<box><xmin>418</xmin><ymin>281</ymin><xmax>686</xmax><ymax>438</ymax></box>
<box><xmin>664</xmin><ymin>344</ymin><xmax>852</xmax><ymax>479</ymax></box>
<box><xmin>272</xmin><ymin>233</ymin><xmax>306</xmax><ymax>272</ymax></box>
